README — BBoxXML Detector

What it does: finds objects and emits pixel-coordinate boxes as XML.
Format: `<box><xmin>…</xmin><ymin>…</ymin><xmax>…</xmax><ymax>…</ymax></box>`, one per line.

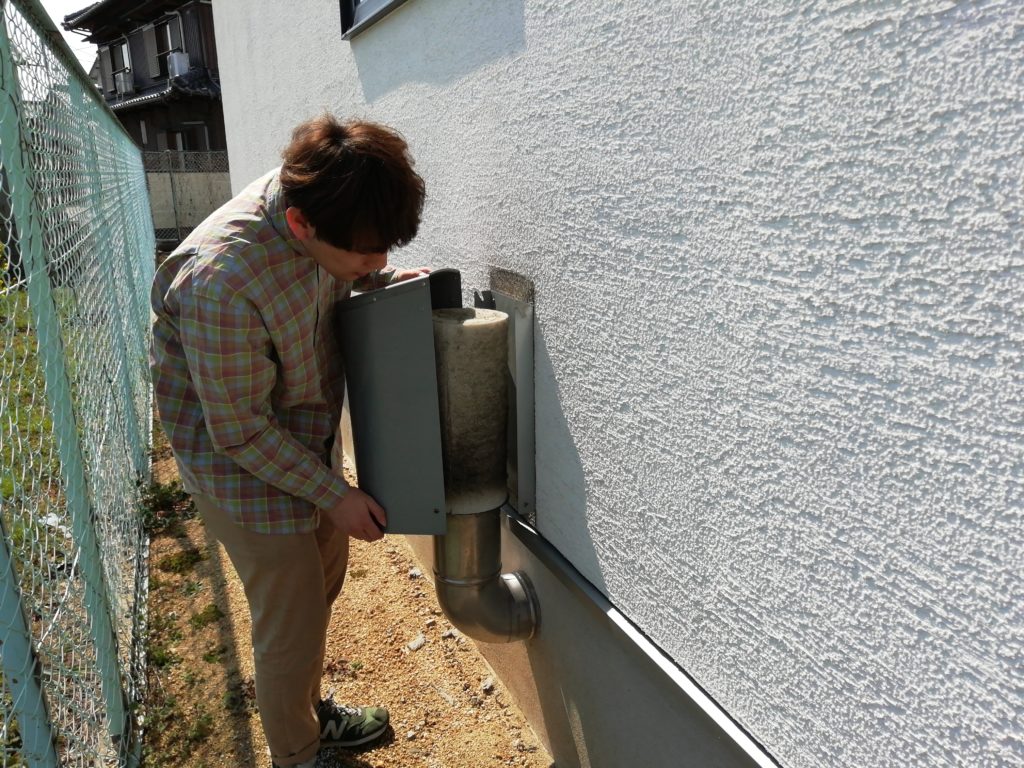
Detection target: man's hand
<box><xmin>324</xmin><ymin>487</ymin><xmax>388</xmax><ymax>542</ymax></box>
<box><xmin>390</xmin><ymin>266</ymin><xmax>431</xmax><ymax>283</ymax></box>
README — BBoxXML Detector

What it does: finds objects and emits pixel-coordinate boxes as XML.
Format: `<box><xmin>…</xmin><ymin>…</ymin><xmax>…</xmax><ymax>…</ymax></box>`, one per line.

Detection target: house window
<box><xmin>110</xmin><ymin>40</ymin><xmax>130</xmax><ymax>74</ymax></box>
<box><xmin>139</xmin><ymin>119</ymin><xmax>148</xmax><ymax>147</ymax></box>
<box><xmin>180</xmin><ymin>121</ymin><xmax>210</xmax><ymax>152</ymax></box>
<box><xmin>100</xmin><ymin>40</ymin><xmax>131</xmax><ymax>94</ymax></box>
<box><xmin>340</xmin><ymin>0</ymin><xmax>413</xmax><ymax>39</ymax></box>
<box><xmin>145</xmin><ymin>18</ymin><xmax>185</xmax><ymax>78</ymax></box>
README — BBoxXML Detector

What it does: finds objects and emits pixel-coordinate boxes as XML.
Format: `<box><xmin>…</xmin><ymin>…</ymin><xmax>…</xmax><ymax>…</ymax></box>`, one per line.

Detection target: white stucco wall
<box><xmin>214</xmin><ymin>1</ymin><xmax>1023</xmax><ymax>766</ymax></box>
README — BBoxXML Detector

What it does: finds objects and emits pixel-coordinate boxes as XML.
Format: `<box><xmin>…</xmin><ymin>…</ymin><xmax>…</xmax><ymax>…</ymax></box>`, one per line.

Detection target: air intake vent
<box><xmin>114</xmin><ymin>70</ymin><xmax>133</xmax><ymax>95</ymax></box>
<box><xmin>167</xmin><ymin>51</ymin><xmax>190</xmax><ymax>78</ymax></box>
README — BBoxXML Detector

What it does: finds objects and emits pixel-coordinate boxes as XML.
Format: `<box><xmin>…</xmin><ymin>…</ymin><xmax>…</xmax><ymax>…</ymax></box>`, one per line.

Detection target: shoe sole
<box><xmin>321</xmin><ymin>724</ymin><xmax>388</xmax><ymax>748</ymax></box>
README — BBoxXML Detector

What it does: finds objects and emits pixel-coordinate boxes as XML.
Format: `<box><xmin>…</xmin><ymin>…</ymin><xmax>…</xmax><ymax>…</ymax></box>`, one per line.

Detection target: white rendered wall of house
<box><xmin>213</xmin><ymin>1</ymin><xmax>1024</xmax><ymax>766</ymax></box>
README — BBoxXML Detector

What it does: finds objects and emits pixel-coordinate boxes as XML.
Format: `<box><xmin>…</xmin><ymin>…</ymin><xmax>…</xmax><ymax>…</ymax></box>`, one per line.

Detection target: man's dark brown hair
<box><xmin>280</xmin><ymin>114</ymin><xmax>425</xmax><ymax>251</ymax></box>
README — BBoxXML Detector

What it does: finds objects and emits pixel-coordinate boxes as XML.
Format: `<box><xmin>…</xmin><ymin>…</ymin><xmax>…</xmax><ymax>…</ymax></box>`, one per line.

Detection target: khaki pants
<box><xmin>192</xmin><ymin>494</ymin><xmax>349</xmax><ymax>767</ymax></box>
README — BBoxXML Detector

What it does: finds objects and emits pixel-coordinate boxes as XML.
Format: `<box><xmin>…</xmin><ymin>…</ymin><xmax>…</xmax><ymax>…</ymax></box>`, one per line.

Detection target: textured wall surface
<box><xmin>214</xmin><ymin>1</ymin><xmax>1024</xmax><ymax>766</ymax></box>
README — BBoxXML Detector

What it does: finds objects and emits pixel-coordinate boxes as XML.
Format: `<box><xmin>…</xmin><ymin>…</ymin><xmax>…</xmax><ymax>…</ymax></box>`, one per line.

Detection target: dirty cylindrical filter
<box><xmin>432</xmin><ymin>308</ymin><xmax>508</xmax><ymax>515</ymax></box>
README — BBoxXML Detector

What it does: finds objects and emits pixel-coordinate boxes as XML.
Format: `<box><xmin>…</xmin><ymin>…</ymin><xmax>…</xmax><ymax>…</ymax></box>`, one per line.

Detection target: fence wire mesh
<box><xmin>142</xmin><ymin>150</ymin><xmax>229</xmax><ymax>244</ymax></box>
<box><xmin>1</xmin><ymin>0</ymin><xmax>155</xmax><ymax>765</ymax></box>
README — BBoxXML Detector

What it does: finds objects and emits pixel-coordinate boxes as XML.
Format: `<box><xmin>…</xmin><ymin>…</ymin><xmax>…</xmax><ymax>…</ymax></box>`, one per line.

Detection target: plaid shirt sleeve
<box><xmin>177</xmin><ymin>282</ymin><xmax>350</xmax><ymax>513</ymax></box>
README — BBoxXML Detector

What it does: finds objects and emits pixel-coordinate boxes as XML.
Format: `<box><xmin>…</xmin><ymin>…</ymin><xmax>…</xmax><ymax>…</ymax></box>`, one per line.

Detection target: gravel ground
<box><xmin>145</xmin><ymin>445</ymin><xmax>552</xmax><ymax>768</ymax></box>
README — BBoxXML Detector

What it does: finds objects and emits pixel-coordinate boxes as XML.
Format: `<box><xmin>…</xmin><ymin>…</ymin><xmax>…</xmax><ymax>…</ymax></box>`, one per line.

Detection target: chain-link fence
<box><xmin>1</xmin><ymin>0</ymin><xmax>155</xmax><ymax>765</ymax></box>
<box><xmin>143</xmin><ymin>150</ymin><xmax>229</xmax><ymax>245</ymax></box>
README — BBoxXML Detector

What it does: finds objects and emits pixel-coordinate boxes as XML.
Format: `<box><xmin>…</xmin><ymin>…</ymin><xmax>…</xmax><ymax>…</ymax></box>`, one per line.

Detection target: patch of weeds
<box><xmin>223</xmin><ymin>676</ymin><xmax>256</xmax><ymax>715</ymax></box>
<box><xmin>149</xmin><ymin>573</ymin><xmax>167</xmax><ymax>591</ymax></box>
<box><xmin>145</xmin><ymin>694</ymin><xmax>179</xmax><ymax>729</ymax></box>
<box><xmin>140</xmin><ymin>479</ymin><xmax>194</xmax><ymax>536</ymax></box>
<box><xmin>185</xmin><ymin>705</ymin><xmax>215</xmax><ymax>745</ymax></box>
<box><xmin>182</xmin><ymin>579</ymin><xmax>204</xmax><ymax>597</ymax></box>
<box><xmin>189</xmin><ymin>603</ymin><xmax>224</xmax><ymax>631</ymax></box>
<box><xmin>350</xmin><ymin>660</ymin><xmax>364</xmax><ymax>671</ymax></box>
<box><xmin>349</xmin><ymin>567</ymin><xmax>368</xmax><ymax>579</ymax></box>
<box><xmin>148</xmin><ymin>642</ymin><xmax>180</xmax><ymax>669</ymax></box>
<box><xmin>141</xmin><ymin>695</ymin><xmax>183</xmax><ymax>767</ymax></box>
<box><xmin>0</xmin><ymin>676</ymin><xmax>23</xmax><ymax>759</ymax></box>
<box><xmin>202</xmin><ymin>644</ymin><xmax>227</xmax><ymax>664</ymax></box>
<box><xmin>157</xmin><ymin>547</ymin><xmax>205</xmax><ymax>574</ymax></box>
<box><xmin>148</xmin><ymin>610</ymin><xmax>183</xmax><ymax>667</ymax></box>
<box><xmin>145</xmin><ymin>658</ymin><xmax>216</xmax><ymax>759</ymax></box>
<box><xmin>142</xmin><ymin>478</ymin><xmax>189</xmax><ymax>511</ymax></box>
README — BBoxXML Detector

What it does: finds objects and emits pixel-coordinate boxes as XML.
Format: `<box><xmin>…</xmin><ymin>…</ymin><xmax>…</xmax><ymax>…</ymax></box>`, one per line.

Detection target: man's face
<box><xmin>285</xmin><ymin>205</ymin><xmax>388</xmax><ymax>282</ymax></box>
<box><xmin>304</xmin><ymin>237</ymin><xmax>388</xmax><ymax>283</ymax></box>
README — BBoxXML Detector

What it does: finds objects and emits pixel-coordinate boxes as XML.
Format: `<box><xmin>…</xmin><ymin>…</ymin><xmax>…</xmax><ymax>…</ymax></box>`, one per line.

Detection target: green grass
<box><xmin>140</xmin><ymin>479</ymin><xmax>193</xmax><ymax>536</ymax></box>
<box><xmin>201</xmin><ymin>644</ymin><xmax>227</xmax><ymax>664</ymax></box>
<box><xmin>188</xmin><ymin>603</ymin><xmax>224</xmax><ymax>631</ymax></box>
<box><xmin>0</xmin><ymin>686</ymin><xmax>25</xmax><ymax>767</ymax></box>
<box><xmin>221</xmin><ymin>678</ymin><xmax>256</xmax><ymax>716</ymax></box>
<box><xmin>0</xmin><ymin>290</ymin><xmax>95</xmax><ymax>765</ymax></box>
<box><xmin>0</xmin><ymin>290</ymin><xmax>60</xmax><ymax>502</ymax></box>
<box><xmin>156</xmin><ymin>547</ymin><xmax>205</xmax><ymax>575</ymax></box>
<box><xmin>147</xmin><ymin>610</ymin><xmax>183</xmax><ymax>669</ymax></box>
<box><xmin>141</xmin><ymin>479</ymin><xmax>190</xmax><ymax>512</ymax></box>
<box><xmin>185</xmin><ymin>706</ymin><xmax>214</xmax><ymax>745</ymax></box>
<box><xmin>148</xmin><ymin>643</ymin><xmax>180</xmax><ymax>669</ymax></box>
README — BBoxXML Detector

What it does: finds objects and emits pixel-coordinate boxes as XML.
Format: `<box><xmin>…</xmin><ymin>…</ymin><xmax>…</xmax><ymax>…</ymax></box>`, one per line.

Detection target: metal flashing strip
<box><xmin>503</xmin><ymin>508</ymin><xmax>782</xmax><ymax>768</ymax></box>
<box><xmin>341</xmin><ymin>0</ymin><xmax>413</xmax><ymax>40</ymax></box>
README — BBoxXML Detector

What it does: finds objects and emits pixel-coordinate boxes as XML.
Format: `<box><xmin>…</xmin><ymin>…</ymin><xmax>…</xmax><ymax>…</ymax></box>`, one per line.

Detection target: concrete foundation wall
<box><xmin>146</xmin><ymin>171</ymin><xmax>231</xmax><ymax>230</ymax></box>
<box><xmin>218</xmin><ymin>1</ymin><xmax>1024</xmax><ymax>766</ymax></box>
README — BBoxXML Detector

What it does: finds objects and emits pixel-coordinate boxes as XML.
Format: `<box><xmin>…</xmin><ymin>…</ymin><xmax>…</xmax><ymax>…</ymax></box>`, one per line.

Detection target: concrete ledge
<box><xmin>406</xmin><ymin>511</ymin><xmax>780</xmax><ymax>768</ymax></box>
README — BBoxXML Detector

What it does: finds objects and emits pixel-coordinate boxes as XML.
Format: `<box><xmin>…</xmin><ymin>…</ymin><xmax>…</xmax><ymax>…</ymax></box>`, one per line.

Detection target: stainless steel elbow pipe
<box><xmin>434</xmin><ymin>513</ymin><xmax>537</xmax><ymax>642</ymax></box>
<box><xmin>431</xmin><ymin>308</ymin><xmax>538</xmax><ymax>643</ymax></box>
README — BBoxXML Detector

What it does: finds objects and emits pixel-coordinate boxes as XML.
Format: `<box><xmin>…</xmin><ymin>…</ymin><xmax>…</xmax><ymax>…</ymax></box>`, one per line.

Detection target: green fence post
<box><xmin>69</xmin><ymin>76</ymin><xmax>146</xmax><ymax>478</ymax></box>
<box><xmin>0</xmin><ymin>520</ymin><xmax>59</xmax><ymax>766</ymax></box>
<box><xmin>111</xmin><ymin>142</ymin><xmax>155</xmax><ymax>477</ymax></box>
<box><xmin>0</xmin><ymin>5</ymin><xmax>129</xmax><ymax>749</ymax></box>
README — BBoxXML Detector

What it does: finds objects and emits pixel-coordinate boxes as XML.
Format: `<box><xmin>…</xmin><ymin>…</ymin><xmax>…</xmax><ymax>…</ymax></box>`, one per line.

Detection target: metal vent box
<box><xmin>333</xmin><ymin>274</ymin><xmax>448</xmax><ymax>535</ymax></box>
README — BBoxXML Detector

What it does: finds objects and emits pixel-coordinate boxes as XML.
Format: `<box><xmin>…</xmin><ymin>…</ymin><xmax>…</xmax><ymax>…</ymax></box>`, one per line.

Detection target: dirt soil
<box><xmin>144</xmin><ymin>439</ymin><xmax>552</xmax><ymax>768</ymax></box>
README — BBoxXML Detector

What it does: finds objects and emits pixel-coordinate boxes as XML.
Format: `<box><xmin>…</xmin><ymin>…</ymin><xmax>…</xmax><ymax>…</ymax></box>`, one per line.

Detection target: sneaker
<box><xmin>316</xmin><ymin>696</ymin><xmax>390</xmax><ymax>747</ymax></box>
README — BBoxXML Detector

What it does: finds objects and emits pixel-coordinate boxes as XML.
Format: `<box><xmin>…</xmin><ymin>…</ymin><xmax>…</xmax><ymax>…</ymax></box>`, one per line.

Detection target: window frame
<box><xmin>340</xmin><ymin>0</ymin><xmax>412</xmax><ymax>40</ymax></box>
<box><xmin>110</xmin><ymin>39</ymin><xmax>130</xmax><ymax>76</ymax></box>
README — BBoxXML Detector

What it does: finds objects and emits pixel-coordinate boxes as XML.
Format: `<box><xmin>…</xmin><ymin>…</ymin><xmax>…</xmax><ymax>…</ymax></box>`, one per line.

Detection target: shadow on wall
<box><xmin>534</xmin><ymin>326</ymin><xmax>607</xmax><ymax>595</ymax></box>
<box><xmin>349</xmin><ymin>0</ymin><xmax>526</xmax><ymax>103</ymax></box>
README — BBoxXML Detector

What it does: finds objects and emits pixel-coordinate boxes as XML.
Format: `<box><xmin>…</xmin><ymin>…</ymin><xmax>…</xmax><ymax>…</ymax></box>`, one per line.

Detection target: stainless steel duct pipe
<box><xmin>431</xmin><ymin>308</ymin><xmax>538</xmax><ymax>642</ymax></box>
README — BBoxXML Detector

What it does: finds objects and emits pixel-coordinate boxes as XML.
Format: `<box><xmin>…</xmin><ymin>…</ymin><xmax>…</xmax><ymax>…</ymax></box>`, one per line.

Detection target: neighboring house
<box><xmin>214</xmin><ymin>2</ymin><xmax>1023</xmax><ymax>768</ymax></box>
<box><xmin>63</xmin><ymin>0</ymin><xmax>225</xmax><ymax>153</ymax></box>
<box><xmin>64</xmin><ymin>0</ymin><xmax>230</xmax><ymax>245</ymax></box>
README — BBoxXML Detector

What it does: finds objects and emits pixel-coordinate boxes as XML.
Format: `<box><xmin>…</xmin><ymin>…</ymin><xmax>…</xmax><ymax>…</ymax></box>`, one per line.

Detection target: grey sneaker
<box><xmin>317</xmin><ymin>697</ymin><xmax>390</xmax><ymax>747</ymax></box>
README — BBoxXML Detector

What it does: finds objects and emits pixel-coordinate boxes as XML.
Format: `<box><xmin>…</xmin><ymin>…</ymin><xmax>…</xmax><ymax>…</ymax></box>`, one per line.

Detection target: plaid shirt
<box><xmin>150</xmin><ymin>169</ymin><xmax>393</xmax><ymax>533</ymax></box>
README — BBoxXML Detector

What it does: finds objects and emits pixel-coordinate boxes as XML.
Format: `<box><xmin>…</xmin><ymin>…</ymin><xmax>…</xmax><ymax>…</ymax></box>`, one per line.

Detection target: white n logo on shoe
<box><xmin>322</xmin><ymin>720</ymin><xmax>348</xmax><ymax>741</ymax></box>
